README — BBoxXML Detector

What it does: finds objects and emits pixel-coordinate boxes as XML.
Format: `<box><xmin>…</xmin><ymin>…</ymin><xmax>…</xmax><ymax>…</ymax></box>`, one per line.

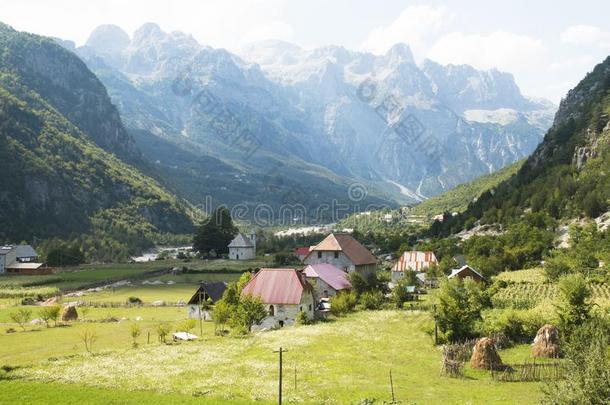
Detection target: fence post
<box><xmin>390</xmin><ymin>369</ymin><xmax>395</xmax><ymax>403</ymax></box>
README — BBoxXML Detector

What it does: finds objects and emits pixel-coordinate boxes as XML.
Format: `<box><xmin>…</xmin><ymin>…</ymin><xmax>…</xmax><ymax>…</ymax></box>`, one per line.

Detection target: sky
<box><xmin>1</xmin><ymin>0</ymin><xmax>609</xmax><ymax>103</ymax></box>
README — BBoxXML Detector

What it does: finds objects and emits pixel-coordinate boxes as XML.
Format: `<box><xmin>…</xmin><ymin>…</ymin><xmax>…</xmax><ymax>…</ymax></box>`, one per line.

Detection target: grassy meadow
<box><xmin>0</xmin><ymin>260</ymin><xmax>566</xmax><ymax>404</ymax></box>
<box><xmin>2</xmin><ymin>311</ymin><xmax>545</xmax><ymax>404</ymax></box>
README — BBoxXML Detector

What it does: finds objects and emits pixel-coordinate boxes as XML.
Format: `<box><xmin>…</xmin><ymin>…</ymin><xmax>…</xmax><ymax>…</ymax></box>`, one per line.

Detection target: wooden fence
<box><xmin>490</xmin><ymin>361</ymin><xmax>565</xmax><ymax>382</ymax></box>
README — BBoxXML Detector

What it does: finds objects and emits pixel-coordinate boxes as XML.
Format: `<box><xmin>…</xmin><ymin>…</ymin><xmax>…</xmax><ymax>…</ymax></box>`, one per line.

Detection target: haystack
<box><xmin>470</xmin><ymin>337</ymin><xmax>504</xmax><ymax>370</ymax></box>
<box><xmin>532</xmin><ymin>324</ymin><xmax>560</xmax><ymax>358</ymax></box>
<box><xmin>61</xmin><ymin>305</ymin><xmax>78</xmax><ymax>321</ymax></box>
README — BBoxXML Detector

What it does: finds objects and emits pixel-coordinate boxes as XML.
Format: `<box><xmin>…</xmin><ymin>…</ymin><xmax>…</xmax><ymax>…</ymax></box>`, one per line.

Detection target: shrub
<box><xmin>544</xmin><ymin>255</ymin><xmax>571</xmax><ymax>281</ymax></box>
<box><xmin>177</xmin><ymin>319</ymin><xmax>197</xmax><ymax>334</ymax></box>
<box><xmin>213</xmin><ymin>299</ymin><xmax>232</xmax><ymax>334</ymax></box>
<box><xmin>436</xmin><ymin>278</ymin><xmax>486</xmax><ymax>343</ymax></box>
<box><xmin>555</xmin><ymin>274</ymin><xmax>591</xmax><ymax>336</ymax></box>
<box><xmin>393</xmin><ymin>278</ymin><xmax>416</xmax><ymax>308</ymax></box>
<box><xmin>230</xmin><ymin>295</ymin><xmax>267</xmax><ymax>333</ymax></box>
<box><xmin>127</xmin><ymin>296</ymin><xmax>142</xmax><ymax>305</ymax></box>
<box><xmin>330</xmin><ymin>291</ymin><xmax>357</xmax><ymax>316</ymax></box>
<box><xmin>39</xmin><ymin>305</ymin><xmax>61</xmax><ymax>327</ymax></box>
<box><xmin>543</xmin><ymin>319</ymin><xmax>610</xmax><ymax>403</ymax></box>
<box><xmin>359</xmin><ymin>291</ymin><xmax>384</xmax><ymax>310</ymax></box>
<box><xmin>9</xmin><ymin>308</ymin><xmax>32</xmax><ymax>331</ymax></box>
<box><xmin>130</xmin><ymin>323</ymin><xmax>141</xmax><ymax>347</ymax></box>
<box><xmin>480</xmin><ymin>308</ymin><xmax>552</xmax><ymax>344</ymax></box>
<box><xmin>156</xmin><ymin>323</ymin><xmax>172</xmax><ymax>343</ymax></box>
<box><xmin>295</xmin><ymin>310</ymin><xmax>310</xmax><ymax>325</ymax></box>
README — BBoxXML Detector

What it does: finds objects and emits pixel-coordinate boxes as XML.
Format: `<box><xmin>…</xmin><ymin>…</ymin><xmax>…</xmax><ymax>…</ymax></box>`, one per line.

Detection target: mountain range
<box><xmin>0</xmin><ymin>23</ymin><xmax>195</xmax><ymax>247</ymax></box>
<box><xmin>63</xmin><ymin>23</ymin><xmax>554</xmax><ymax>210</ymax></box>
<box><xmin>433</xmin><ymin>55</ymin><xmax>610</xmax><ymax>236</ymax></box>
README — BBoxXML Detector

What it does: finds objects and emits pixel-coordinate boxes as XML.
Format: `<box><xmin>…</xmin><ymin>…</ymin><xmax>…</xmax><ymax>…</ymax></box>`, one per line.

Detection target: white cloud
<box><xmin>361</xmin><ymin>5</ymin><xmax>453</xmax><ymax>56</ymax></box>
<box><xmin>427</xmin><ymin>31</ymin><xmax>547</xmax><ymax>74</ymax></box>
<box><xmin>560</xmin><ymin>25</ymin><xmax>610</xmax><ymax>47</ymax></box>
<box><xmin>240</xmin><ymin>21</ymin><xmax>294</xmax><ymax>45</ymax></box>
<box><xmin>0</xmin><ymin>0</ymin><xmax>292</xmax><ymax>50</ymax></box>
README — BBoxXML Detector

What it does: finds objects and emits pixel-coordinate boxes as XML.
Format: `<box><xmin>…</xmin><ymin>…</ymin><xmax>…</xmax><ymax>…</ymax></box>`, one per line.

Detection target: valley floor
<box><xmin>1</xmin><ymin>311</ymin><xmax>544</xmax><ymax>404</ymax></box>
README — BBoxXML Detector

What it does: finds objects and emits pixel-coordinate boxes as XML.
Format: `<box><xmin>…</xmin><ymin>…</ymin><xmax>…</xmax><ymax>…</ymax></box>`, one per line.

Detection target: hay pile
<box><xmin>61</xmin><ymin>305</ymin><xmax>78</xmax><ymax>321</ymax></box>
<box><xmin>470</xmin><ymin>337</ymin><xmax>504</xmax><ymax>370</ymax></box>
<box><xmin>532</xmin><ymin>324</ymin><xmax>560</xmax><ymax>358</ymax></box>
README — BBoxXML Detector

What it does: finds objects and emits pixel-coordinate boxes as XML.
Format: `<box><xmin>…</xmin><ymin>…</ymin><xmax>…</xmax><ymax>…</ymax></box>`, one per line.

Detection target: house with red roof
<box><xmin>294</xmin><ymin>247</ymin><xmax>311</xmax><ymax>262</ymax></box>
<box><xmin>303</xmin><ymin>233</ymin><xmax>377</xmax><ymax>274</ymax></box>
<box><xmin>391</xmin><ymin>251</ymin><xmax>438</xmax><ymax>282</ymax></box>
<box><xmin>241</xmin><ymin>268</ymin><xmax>315</xmax><ymax>329</ymax></box>
<box><xmin>303</xmin><ymin>263</ymin><xmax>352</xmax><ymax>300</ymax></box>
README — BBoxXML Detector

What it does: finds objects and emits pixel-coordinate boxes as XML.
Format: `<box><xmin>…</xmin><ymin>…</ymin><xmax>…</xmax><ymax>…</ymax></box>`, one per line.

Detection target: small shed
<box><xmin>448</xmin><ymin>265</ymin><xmax>484</xmax><ymax>282</ymax></box>
<box><xmin>187</xmin><ymin>282</ymin><xmax>228</xmax><ymax>320</ymax></box>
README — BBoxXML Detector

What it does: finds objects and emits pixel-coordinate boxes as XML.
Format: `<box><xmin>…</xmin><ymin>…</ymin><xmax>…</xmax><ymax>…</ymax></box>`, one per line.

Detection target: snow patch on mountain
<box><xmin>463</xmin><ymin>108</ymin><xmax>520</xmax><ymax>125</ymax></box>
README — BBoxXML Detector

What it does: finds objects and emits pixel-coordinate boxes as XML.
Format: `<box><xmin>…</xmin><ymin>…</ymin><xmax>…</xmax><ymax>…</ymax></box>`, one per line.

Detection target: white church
<box><xmin>228</xmin><ymin>232</ymin><xmax>256</xmax><ymax>260</ymax></box>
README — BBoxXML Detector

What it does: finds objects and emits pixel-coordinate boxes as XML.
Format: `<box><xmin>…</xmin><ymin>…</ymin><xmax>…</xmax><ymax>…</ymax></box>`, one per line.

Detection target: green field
<box><xmin>1</xmin><ymin>309</ymin><xmax>546</xmax><ymax>404</ymax></box>
<box><xmin>492</xmin><ymin>268</ymin><xmax>610</xmax><ymax>309</ymax></box>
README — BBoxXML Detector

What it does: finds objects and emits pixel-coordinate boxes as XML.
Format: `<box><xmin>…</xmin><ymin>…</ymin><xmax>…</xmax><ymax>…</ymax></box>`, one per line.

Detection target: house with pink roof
<box><xmin>241</xmin><ymin>268</ymin><xmax>315</xmax><ymax>329</ymax></box>
<box><xmin>303</xmin><ymin>263</ymin><xmax>352</xmax><ymax>300</ymax></box>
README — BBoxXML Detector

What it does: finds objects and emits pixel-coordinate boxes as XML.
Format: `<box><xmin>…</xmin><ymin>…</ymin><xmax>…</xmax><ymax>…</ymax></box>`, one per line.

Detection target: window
<box><xmin>334</xmin><ymin>251</ymin><xmax>339</xmax><ymax>259</ymax></box>
<box><xmin>308</xmin><ymin>304</ymin><xmax>312</xmax><ymax>311</ymax></box>
<box><xmin>317</xmin><ymin>251</ymin><xmax>322</xmax><ymax>259</ymax></box>
<box><xmin>268</xmin><ymin>305</ymin><xmax>274</xmax><ymax>316</ymax></box>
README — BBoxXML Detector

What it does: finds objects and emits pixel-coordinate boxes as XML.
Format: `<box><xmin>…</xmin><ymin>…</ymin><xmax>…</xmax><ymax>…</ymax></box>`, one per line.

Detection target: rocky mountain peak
<box><xmin>384</xmin><ymin>43</ymin><xmax>415</xmax><ymax>66</ymax></box>
<box><xmin>86</xmin><ymin>24</ymin><xmax>130</xmax><ymax>56</ymax></box>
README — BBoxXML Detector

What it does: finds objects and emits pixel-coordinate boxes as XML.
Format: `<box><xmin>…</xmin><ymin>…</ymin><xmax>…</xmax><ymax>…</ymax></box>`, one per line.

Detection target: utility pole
<box><xmin>390</xmin><ymin>369</ymin><xmax>395</xmax><ymax>403</ymax></box>
<box><xmin>273</xmin><ymin>347</ymin><xmax>288</xmax><ymax>405</ymax></box>
<box><xmin>433</xmin><ymin>304</ymin><xmax>438</xmax><ymax>345</ymax></box>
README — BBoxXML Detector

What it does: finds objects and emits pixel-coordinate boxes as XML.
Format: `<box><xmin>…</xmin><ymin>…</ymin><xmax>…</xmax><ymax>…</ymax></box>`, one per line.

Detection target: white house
<box><xmin>228</xmin><ymin>233</ymin><xmax>256</xmax><ymax>260</ymax></box>
<box><xmin>303</xmin><ymin>233</ymin><xmax>377</xmax><ymax>274</ymax></box>
<box><xmin>391</xmin><ymin>251</ymin><xmax>438</xmax><ymax>282</ymax></box>
<box><xmin>241</xmin><ymin>268</ymin><xmax>314</xmax><ymax>329</ymax></box>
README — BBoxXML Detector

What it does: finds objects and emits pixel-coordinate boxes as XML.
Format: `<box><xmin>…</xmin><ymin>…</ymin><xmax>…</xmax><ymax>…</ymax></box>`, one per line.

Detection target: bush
<box><xmin>9</xmin><ymin>308</ymin><xmax>32</xmax><ymax>331</ymax></box>
<box><xmin>39</xmin><ymin>305</ymin><xmax>61</xmax><ymax>327</ymax></box>
<box><xmin>296</xmin><ymin>310</ymin><xmax>310</xmax><ymax>325</ymax></box>
<box><xmin>556</xmin><ymin>274</ymin><xmax>591</xmax><ymax>336</ymax></box>
<box><xmin>436</xmin><ymin>278</ymin><xmax>486</xmax><ymax>343</ymax></box>
<box><xmin>543</xmin><ymin>319</ymin><xmax>610</xmax><ymax>403</ymax></box>
<box><xmin>273</xmin><ymin>252</ymin><xmax>299</xmax><ymax>266</ymax></box>
<box><xmin>330</xmin><ymin>291</ymin><xmax>357</xmax><ymax>316</ymax></box>
<box><xmin>156</xmin><ymin>323</ymin><xmax>172</xmax><ymax>343</ymax></box>
<box><xmin>176</xmin><ymin>319</ymin><xmax>197</xmax><ymax>334</ymax></box>
<box><xmin>127</xmin><ymin>296</ymin><xmax>142</xmax><ymax>305</ymax></box>
<box><xmin>544</xmin><ymin>255</ymin><xmax>571</xmax><ymax>281</ymax></box>
<box><xmin>230</xmin><ymin>295</ymin><xmax>267</xmax><ymax>333</ymax></box>
<box><xmin>359</xmin><ymin>291</ymin><xmax>385</xmax><ymax>310</ymax></box>
<box><xmin>480</xmin><ymin>308</ymin><xmax>552</xmax><ymax>344</ymax></box>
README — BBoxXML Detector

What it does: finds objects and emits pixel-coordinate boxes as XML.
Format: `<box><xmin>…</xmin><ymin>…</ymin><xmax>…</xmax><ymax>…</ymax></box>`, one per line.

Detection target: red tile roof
<box><xmin>241</xmin><ymin>268</ymin><xmax>310</xmax><ymax>305</ymax></box>
<box><xmin>303</xmin><ymin>264</ymin><xmax>352</xmax><ymax>291</ymax></box>
<box><xmin>294</xmin><ymin>247</ymin><xmax>310</xmax><ymax>256</ymax></box>
<box><xmin>305</xmin><ymin>233</ymin><xmax>377</xmax><ymax>265</ymax></box>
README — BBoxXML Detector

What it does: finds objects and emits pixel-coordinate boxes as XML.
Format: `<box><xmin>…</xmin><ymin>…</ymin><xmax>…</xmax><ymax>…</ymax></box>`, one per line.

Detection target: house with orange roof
<box><xmin>303</xmin><ymin>233</ymin><xmax>377</xmax><ymax>274</ymax></box>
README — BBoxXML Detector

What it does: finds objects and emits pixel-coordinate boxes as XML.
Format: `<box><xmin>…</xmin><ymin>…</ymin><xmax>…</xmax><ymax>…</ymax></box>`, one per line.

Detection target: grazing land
<box><xmin>2</xmin><ymin>305</ymin><xmax>544</xmax><ymax>404</ymax></box>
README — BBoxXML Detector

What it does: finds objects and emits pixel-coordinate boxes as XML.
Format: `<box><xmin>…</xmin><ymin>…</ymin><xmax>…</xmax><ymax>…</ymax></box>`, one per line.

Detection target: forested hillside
<box><xmin>433</xmin><ymin>56</ymin><xmax>610</xmax><ymax>236</ymax></box>
<box><xmin>0</xmin><ymin>23</ymin><xmax>196</xmax><ymax>260</ymax></box>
